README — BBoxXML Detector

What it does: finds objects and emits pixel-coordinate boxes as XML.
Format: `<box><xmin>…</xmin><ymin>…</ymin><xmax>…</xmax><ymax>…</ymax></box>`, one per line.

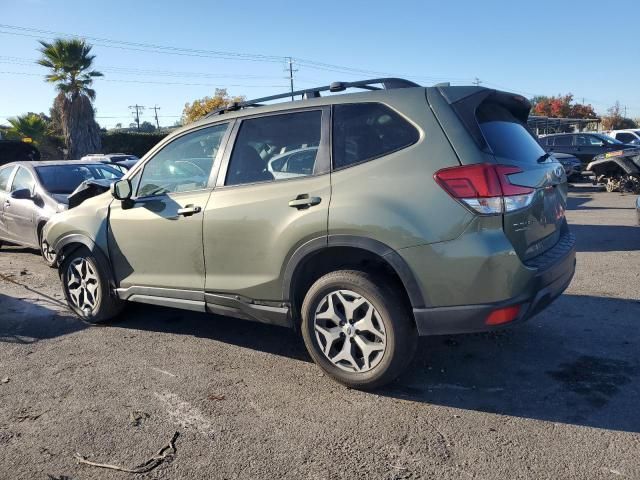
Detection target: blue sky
<box><xmin>1</xmin><ymin>0</ymin><xmax>638</xmax><ymax>129</ymax></box>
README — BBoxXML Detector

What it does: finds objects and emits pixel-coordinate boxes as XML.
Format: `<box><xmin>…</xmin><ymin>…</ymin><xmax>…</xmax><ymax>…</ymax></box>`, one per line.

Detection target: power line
<box><xmin>0</xmin><ymin>70</ymin><xmax>288</xmax><ymax>88</ymax></box>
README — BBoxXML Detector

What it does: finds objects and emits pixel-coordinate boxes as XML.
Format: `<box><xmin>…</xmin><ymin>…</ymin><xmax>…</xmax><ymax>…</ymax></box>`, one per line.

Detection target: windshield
<box><xmin>477</xmin><ymin>103</ymin><xmax>546</xmax><ymax>164</ymax></box>
<box><xmin>35</xmin><ymin>163</ymin><xmax>123</xmax><ymax>194</ymax></box>
<box><xmin>594</xmin><ymin>133</ymin><xmax>623</xmax><ymax>145</ymax></box>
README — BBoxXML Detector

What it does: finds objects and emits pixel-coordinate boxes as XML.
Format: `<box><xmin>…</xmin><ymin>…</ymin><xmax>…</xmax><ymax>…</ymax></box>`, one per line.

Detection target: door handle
<box><xmin>177</xmin><ymin>204</ymin><xmax>202</xmax><ymax>217</ymax></box>
<box><xmin>4</xmin><ymin>200</ymin><xmax>10</xmax><ymax>207</ymax></box>
<box><xmin>289</xmin><ymin>194</ymin><xmax>321</xmax><ymax>210</ymax></box>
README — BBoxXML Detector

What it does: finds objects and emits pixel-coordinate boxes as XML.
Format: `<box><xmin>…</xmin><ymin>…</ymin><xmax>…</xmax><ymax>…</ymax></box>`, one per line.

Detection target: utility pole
<box><xmin>473</xmin><ymin>77</ymin><xmax>482</xmax><ymax>86</ymax></box>
<box><xmin>150</xmin><ymin>104</ymin><xmax>161</xmax><ymax>129</ymax></box>
<box><xmin>128</xmin><ymin>104</ymin><xmax>145</xmax><ymax>131</ymax></box>
<box><xmin>285</xmin><ymin>57</ymin><xmax>297</xmax><ymax>101</ymax></box>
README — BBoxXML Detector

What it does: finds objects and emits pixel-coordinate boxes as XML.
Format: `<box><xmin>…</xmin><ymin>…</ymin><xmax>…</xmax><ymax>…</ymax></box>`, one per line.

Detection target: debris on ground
<box><xmin>129</xmin><ymin>411</ymin><xmax>150</xmax><ymax>427</ymax></box>
<box><xmin>74</xmin><ymin>431</ymin><xmax>179</xmax><ymax>474</ymax></box>
<box><xmin>1</xmin><ymin>377</ymin><xmax>9</xmax><ymax>384</ymax></box>
<box><xmin>207</xmin><ymin>394</ymin><xmax>225</xmax><ymax>401</ymax></box>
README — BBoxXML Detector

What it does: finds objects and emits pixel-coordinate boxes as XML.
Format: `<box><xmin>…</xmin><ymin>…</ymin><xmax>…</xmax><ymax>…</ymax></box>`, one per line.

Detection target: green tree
<box><xmin>182</xmin><ymin>88</ymin><xmax>245</xmax><ymax>124</ymax></box>
<box><xmin>6</xmin><ymin>113</ymin><xmax>48</xmax><ymax>146</ymax></box>
<box><xmin>37</xmin><ymin>38</ymin><xmax>103</xmax><ymax>159</ymax></box>
<box><xmin>139</xmin><ymin>121</ymin><xmax>157</xmax><ymax>132</ymax></box>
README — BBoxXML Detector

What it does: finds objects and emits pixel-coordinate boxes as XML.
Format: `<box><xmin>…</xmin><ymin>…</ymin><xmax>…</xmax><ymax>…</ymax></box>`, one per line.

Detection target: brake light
<box><xmin>434</xmin><ymin>164</ymin><xmax>535</xmax><ymax>214</ymax></box>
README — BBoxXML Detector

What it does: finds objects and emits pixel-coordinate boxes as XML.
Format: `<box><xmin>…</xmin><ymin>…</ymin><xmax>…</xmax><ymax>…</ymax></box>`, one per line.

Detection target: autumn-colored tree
<box><xmin>531</xmin><ymin>94</ymin><xmax>596</xmax><ymax>119</ymax></box>
<box><xmin>182</xmin><ymin>89</ymin><xmax>245</xmax><ymax>124</ymax></box>
<box><xmin>601</xmin><ymin>101</ymin><xmax>638</xmax><ymax>130</ymax></box>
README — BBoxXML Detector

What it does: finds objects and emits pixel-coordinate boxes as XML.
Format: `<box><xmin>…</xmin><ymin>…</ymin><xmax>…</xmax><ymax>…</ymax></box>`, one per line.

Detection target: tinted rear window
<box><xmin>477</xmin><ymin>103</ymin><xmax>546</xmax><ymax>164</ymax></box>
<box><xmin>333</xmin><ymin>103</ymin><xmax>419</xmax><ymax>169</ymax></box>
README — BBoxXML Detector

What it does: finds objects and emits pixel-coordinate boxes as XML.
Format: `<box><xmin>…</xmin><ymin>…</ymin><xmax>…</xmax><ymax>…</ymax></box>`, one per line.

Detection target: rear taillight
<box><xmin>434</xmin><ymin>163</ymin><xmax>535</xmax><ymax>215</ymax></box>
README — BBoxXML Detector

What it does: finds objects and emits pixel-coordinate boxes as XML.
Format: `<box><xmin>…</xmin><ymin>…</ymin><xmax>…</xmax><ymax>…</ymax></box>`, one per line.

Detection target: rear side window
<box><xmin>477</xmin><ymin>103</ymin><xmax>546</xmax><ymax>164</ymax></box>
<box><xmin>554</xmin><ymin>136</ymin><xmax>573</xmax><ymax>146</ymax></box>
<box><xmin>0</xmin><ymin>166</ymin><xmax>13</xmax><ymax>191</ymax></box>
<box><xmin>332</xmin><ymin>103</ymin><xmax>419</xmax><ymax>169</ymax></box>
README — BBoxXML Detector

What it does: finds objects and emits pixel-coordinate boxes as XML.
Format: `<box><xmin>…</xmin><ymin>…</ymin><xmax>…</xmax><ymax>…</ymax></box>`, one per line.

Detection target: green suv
<box><xmin>44</xmin><ymin>79</ymin><xmax>576</xmax><ymax>389</ymax></box>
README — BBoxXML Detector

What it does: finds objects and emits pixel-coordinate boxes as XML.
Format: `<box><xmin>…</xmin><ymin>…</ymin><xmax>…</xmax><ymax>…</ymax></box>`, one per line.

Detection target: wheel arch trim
<box><xmin>282</xmin><ymin>234</ymin><xmax>428</xmax><ymax>309</ymax></box>
<box><xmin>54</xmin><ymin>234</ymin><xmax>116</xmax><ymax>289</ymax></box>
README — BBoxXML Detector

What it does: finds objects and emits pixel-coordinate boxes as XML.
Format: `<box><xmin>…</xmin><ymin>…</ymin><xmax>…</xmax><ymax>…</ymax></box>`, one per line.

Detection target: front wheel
<box><xmin>301</xmin><ymin>270</ymin><xmax>417</xmax><ymax>390</ymax></box>
<box><xmin>39</xmin><ymin>235</ymin><xmax>57</xmax><ymax>267</ymax></box>
<box><xmin>60</xmin><ymin>247</ymin><xmax>123</xmax><ymax>323</ymax></box>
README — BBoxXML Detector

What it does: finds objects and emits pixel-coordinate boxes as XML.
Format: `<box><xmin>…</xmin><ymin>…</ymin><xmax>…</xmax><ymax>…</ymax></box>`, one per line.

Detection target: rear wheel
<box><xmin>301</xmin><ymin>270</ymin><xmax>417</xmax><ymax>390</ymax></box>
<box><xmin>60</xmin><ymin>247</ymin><xmax>123</xmax><ymax>323</ymax></box>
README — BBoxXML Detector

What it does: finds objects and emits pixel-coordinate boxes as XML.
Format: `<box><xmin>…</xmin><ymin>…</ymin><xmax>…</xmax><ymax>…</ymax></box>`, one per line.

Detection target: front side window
<box><xmin>225</xmin><ymin>110</ymin><xmax>322</xmax><ymax>186</ymax></box>
<box><xmin>10</xmin><ymin>166</ymin><xmax>35</xmax><ymax>193</ymax></box>
<box><xmin>0</xmin><ymin>166</ymin><xmax>13</xmax><ymax>191</ymax></box>
<box><xmin>137</xmin><ymin>123</ymin><xmax>228</xmax><ymax>197</ymax></box>
<box><xmin>333</xmin><ymin>103</ymin><xmax>419</xmax><ymax>169</ymax></box>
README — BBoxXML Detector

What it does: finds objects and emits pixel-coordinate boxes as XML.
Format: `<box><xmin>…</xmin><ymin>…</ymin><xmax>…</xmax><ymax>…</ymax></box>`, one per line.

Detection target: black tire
<box><xmin>38</xmin><ymin>229</ymin><xmax>57</xmax><ymax>268</ymax></box>
<box><xmin>301</xmin><ymin>270</ymin><xmax>417</xmax><ymax>390</ymax></box>
<box><xmin>59</xmin><ymin>246</ymin><xmax>123</xmax><ymax>324</ymax></box>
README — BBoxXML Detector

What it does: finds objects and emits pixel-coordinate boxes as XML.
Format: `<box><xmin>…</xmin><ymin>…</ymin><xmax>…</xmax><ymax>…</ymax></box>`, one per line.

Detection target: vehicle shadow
<box><xmin>0</xmin><ymin>293</ymin><xmax>86</xmax><ymax>344</ymax></box>
<box><xmin>570</xmin><ymin>224</ymin><xmax>640</xmax><ymax>252</ymax></box>
<box><xmin>567</xmin><ymin>193</ymin><xmax>637</xmax><ymax>210</ymax></box>
<box><xmin>116</xmin><ymin>293</ymin><xmax>640</xmax><ymax>433</ymax></box>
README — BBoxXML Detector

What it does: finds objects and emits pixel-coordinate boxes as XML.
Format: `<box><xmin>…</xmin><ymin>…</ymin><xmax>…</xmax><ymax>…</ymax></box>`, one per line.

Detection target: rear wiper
<box><xmin>537</xmin><ymin>152</ymin><xmax>551</xmax><ymax>163</ymax></box>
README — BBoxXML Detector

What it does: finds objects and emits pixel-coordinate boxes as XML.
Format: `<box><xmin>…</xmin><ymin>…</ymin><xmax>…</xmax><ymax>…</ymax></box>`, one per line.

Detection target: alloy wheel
<box><xmin>66</xmin><ymin>257</ymin><xmax>100</xmax><ymax>314</ymax></box>
<box><xmin>313</xmin><ymin>289</ymin><xmax>387</xmax><ymax>373</ymax></box>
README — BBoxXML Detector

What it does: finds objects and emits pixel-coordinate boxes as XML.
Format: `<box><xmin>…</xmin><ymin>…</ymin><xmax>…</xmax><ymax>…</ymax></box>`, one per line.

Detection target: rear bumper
<box><xmin>413</xmin><ymin>233</ymin><xmax>576</xmax><ymax>336</ymax></box>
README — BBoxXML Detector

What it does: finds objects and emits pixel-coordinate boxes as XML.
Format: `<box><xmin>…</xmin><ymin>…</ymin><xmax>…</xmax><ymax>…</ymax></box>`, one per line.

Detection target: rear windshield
<box><xmin>35</xmin><ymin>163</ymin><xmax>123</xmax><ymax>194</ymax></box>
<box><xmin>477</xmin><ymin>103</ymin><xmax>546</xmax><ymax>164</ymax></box>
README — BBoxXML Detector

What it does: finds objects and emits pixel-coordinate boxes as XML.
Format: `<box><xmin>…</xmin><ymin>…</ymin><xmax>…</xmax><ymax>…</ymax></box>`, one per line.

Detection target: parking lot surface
<box><xmin>1</xmin><ymin>189</ymin><xmax>639</xmax><ymax>479</ymax></box>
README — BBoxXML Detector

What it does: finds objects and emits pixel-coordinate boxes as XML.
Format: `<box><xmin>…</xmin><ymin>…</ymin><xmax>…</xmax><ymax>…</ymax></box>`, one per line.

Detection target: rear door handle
<box><xmin>177</xmin><ymin>204</ymin><xmax>202</xmax><ymax>217</ymax></box>
<box><xmin>289</xmin><ymin>194</ymin><xmax>321</xmax><ymax>210</ymax></box>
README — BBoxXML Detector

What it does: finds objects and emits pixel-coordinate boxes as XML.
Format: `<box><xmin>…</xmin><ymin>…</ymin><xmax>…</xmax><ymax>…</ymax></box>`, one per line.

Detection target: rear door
<box><xmin>476</xmin><ymin>100</ymin><xmax>567</xmax><ymax>261</ymax></box>
<box><xmin>203</xmin><ymin>107</ymin><xmax>331</xmax><ymax>301</ymax></box>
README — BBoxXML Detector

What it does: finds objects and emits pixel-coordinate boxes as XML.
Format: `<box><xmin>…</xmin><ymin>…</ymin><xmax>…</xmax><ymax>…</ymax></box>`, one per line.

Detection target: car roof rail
<box><xmin>205</xmin><ymin>77</ymin><xmax>421</xmax><ymax>118</ymax></box>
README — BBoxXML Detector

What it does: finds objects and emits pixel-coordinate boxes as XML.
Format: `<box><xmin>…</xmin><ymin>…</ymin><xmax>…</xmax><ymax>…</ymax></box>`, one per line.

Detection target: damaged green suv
<box><xmin>45</xmin><ymin>78</ymin><xmax>576</xmax><ymax>389</ymax></box>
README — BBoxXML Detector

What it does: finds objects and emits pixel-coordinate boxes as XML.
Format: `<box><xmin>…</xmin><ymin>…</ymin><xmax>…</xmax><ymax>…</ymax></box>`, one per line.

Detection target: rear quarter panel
<box><xmin>329</xmin><ymin>88</ymin><xmax>472</xmax><ymax>249</ymax></box>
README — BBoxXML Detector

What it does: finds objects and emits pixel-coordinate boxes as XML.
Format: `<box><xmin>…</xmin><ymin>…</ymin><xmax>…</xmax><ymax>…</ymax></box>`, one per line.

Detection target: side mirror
<box><xmin>111</xmin><ymin>179</ymin><xmax>132</xmax><ymax>201</ymax></box>
<box><xmin>10</xmin><ymin>188</ymin><xmax>34</xmax><ymax>200</ymax></box>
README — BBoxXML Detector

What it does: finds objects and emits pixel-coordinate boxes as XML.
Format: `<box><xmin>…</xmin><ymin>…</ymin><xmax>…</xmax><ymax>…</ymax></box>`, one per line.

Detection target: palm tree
<box><xmin>37</xmin><ymin>38</ymin><xmax>103</xmax><ymax>159</ymax></box>
<box><xmin>7</xmin><ymin>113</ymin><xmax>48</xmax><ymax>146</ymax></box>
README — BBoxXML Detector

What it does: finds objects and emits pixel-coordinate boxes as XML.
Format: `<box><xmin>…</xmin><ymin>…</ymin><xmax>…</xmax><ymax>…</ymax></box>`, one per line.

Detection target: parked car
<box><xmin>636</xmin><ymin>196</ymin><xmax>640</xmax><ymax>224</ymax></box>
<box><xmin>539</xmin><ymin>132</ymin><xmax>639</xmax><ymax>163</ymax></box>
<box><xmin>0</xmin><ymin>140</ymin><xmax>40</xmax><ymax>166</ymax></box>
<box><xmin>44</xmin><ymin>78</ymin><xmax>576</xmax><ymax>389</ymax></box>
<box><xmin>604</xmin><ymin>129</ymin><xmax>640</xmax><ymax>145</ymax></box>
<box><xmin>552</xmin><ymin>153</ymin><xmax>582</xmax><ymax>181</ymax></box>
<box><xmin>0</xmin><ymin>161</ymin><xmax>123</xmax><ymax>266</ymax></box>
<box><xmin>80</xmin><ymin>153</ymin><xmax>139</xmax><ymax>173</ymax></box>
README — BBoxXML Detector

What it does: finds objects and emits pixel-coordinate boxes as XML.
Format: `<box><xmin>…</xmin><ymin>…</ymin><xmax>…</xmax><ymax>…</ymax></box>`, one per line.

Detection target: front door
<box><xmin>203</xmin><ymin>108</ymin><xmax>331</xmax><ymax>301</ymax></box>
<box><xmin>0</xmin><ymin>165</ymin><xmax>15</xmax><ymax>241</ymax></box>
<box><xmin>108</xmin><ymin>122</ymin><xmax>231</xmax><ymax>293</ymax></box>
<box><xmin>4</xmin><ymin>166</ymin><xmax>38</xmax><ymax>246</ymax></box>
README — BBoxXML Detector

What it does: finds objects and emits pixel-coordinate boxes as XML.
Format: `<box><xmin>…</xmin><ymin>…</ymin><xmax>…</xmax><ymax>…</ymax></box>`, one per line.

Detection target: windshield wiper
<box><xmin>537</xmin><ymin>152</ymin><xmax>552</xmax><ymax>163</ymax></box>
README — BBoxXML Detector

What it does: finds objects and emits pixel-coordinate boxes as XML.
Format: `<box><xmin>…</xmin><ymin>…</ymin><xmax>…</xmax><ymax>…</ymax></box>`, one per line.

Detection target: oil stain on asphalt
<box><xmin>547</xmin><ymin>355</ymin><xmax>637</xmax><ymax>408</ymax></box>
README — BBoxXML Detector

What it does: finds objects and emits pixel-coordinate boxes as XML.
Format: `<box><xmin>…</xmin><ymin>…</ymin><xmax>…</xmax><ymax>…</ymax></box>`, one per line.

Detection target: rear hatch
<box><xmin>435</xmin><ymin>88</ymin><xmax>568</xmax><ymax>262</ymax></box>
